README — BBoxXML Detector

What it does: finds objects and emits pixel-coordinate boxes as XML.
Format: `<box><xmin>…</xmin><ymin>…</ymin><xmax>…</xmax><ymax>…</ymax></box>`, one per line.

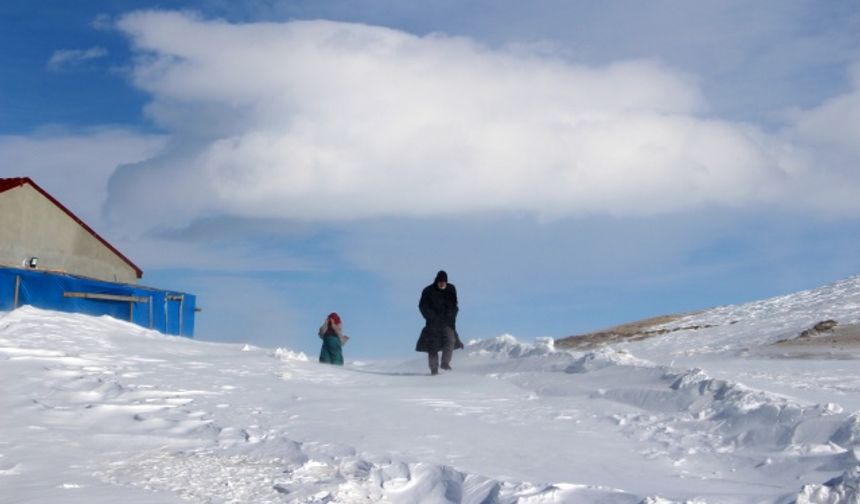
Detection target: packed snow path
<box><xmin>4</xmin><ymin>276</ymin><xmax>860</xmax><ymax>503</ymax></box>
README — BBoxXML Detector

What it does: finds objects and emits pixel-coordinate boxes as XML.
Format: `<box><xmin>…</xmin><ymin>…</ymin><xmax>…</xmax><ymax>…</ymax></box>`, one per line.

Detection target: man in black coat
<box><xmin>416</xmin><ymin>270</ymin><xmax>464</xmax><ymax>375</ymax></box>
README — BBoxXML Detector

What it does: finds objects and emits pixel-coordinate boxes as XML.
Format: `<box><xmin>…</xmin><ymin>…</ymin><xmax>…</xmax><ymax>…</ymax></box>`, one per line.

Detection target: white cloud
<box><xmin>47</xmin><ymin>47</ymin><xmax>109</xmax><ymax>71</ymax></box>
<box><xmin>0</xmin><ymin>129</ymin><xmax>166</xmax><ymax>226</ymax></box>
<box><xmin>0</xmin><ymin>128</ymin><xmax>323</xmax><ymax>279</ymax></box>
<box><xmin>104</xmin><ymin>11</ymin><xmax>860</xmax><ymax>230</ymax></box>
<box><xmin>92</xmin><ymin>14</ymin><xmax>114</xmax><ymax>31</ymax></box>
<box><xmin>791</xmin><ymin>63</ymin><xmax>860</xmax><ymax>155</ymax></box>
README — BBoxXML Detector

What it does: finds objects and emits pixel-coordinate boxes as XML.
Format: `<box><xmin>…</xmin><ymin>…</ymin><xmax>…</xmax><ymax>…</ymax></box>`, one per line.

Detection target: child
<box><xmin>318</xmin><ymin>312</ymin><xmax>349</xmax><ymax>365</ymax></box>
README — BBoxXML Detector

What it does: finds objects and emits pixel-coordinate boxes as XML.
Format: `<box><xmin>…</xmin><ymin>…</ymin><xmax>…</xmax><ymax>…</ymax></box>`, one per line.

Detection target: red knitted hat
<box><xmin>328</xmin><ymin>312</ymin><xmax>342</xmax><ymax>325</ymax></box>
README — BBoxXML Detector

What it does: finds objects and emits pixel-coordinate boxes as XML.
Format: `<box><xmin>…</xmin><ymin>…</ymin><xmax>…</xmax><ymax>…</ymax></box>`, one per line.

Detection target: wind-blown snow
<box><xmin>4</xmin><ymin>276</ymin><xmax>860</xmax><ymax>502</ymax></box>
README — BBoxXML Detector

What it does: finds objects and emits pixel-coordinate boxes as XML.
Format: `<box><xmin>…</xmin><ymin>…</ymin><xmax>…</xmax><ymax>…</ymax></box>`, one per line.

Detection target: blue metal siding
<box><xmin>0</xmin><ymin>266</ymin><xmax>196</xmax><ymax>337</ymax></box>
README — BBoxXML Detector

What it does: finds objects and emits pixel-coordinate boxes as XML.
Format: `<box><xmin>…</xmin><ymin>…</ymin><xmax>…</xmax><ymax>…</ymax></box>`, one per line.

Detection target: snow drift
<box><xmin>5</xmin><ymin>275</ymin><xmax>860</xmax><ymax>502</ymax></box>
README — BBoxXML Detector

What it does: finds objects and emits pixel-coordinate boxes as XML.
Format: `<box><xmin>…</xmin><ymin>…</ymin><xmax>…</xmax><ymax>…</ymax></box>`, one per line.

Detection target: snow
<box><xmin>4</xmin><ymin>276</ymin><xmax>860</xmax><ymax>502</ymax></box>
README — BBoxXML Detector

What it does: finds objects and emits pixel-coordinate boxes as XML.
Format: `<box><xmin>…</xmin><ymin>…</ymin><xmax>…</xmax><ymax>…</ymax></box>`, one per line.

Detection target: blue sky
<box><xmin>2</xmin><ymin>1</ymin><xmax>860</xmax><ymax>359</ymax></box>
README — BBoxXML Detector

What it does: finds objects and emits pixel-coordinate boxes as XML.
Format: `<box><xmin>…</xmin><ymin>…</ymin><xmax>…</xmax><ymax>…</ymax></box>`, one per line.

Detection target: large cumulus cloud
<box><xmin>0</xmin><ymin>129</ymin><xmax>165</xmax><ymax>225</ymax></box>
<box><xmin>105</xmin><ymin>10</ymin><xmax>860</xmax><ymax>230</ymax></box>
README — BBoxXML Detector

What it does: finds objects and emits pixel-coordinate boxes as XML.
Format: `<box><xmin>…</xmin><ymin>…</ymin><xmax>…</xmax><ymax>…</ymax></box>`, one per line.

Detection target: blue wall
<box><xmin>0</xmin><ymin>266</ymin><xmax>196</xmax><ymax>337</ymax></box>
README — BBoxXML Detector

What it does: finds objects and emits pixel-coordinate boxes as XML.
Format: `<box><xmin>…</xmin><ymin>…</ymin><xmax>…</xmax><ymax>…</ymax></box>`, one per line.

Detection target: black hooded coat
<box><xmin>415</xmin><ymin>282</ymin><xmax>465</xmax><ymax>353</ymax></box>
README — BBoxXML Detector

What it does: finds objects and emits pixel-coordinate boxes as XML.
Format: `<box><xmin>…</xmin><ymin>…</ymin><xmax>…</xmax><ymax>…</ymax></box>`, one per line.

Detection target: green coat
<box><xmin>319</xmin><ymin>334</ymin><xmax>344</xmax><ymax>365</ymax></box>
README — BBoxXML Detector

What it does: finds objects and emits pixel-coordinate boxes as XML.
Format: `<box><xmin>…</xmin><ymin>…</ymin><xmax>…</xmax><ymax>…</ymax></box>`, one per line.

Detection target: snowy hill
<box><xmin>559</xmin><ymin>275</ymin><xmax>860</xmax><ymax>356</ymax></box>
<box><xmin>4</xmin><ymin>277</ymin><xmax>860</xmax><ymax>503</ymax></box>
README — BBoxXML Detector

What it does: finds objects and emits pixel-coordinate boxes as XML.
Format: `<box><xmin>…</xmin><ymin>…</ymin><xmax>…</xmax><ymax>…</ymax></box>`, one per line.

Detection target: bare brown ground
<box><xmin>758</xmin><ymin>323</ymin><xmax>860</xmax><ymax>359</ymax></box>
<box><xmin>554</xmin><ymin>313</ymin><xmax>702</xmax><ymax>350</ymax></box>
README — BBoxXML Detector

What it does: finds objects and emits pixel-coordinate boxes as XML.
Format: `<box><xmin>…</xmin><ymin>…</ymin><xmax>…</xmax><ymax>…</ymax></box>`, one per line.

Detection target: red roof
<box><xmin>0</xmin><ymin>177</ymin><xmax>143</xmax><ymax>279</ymax></box>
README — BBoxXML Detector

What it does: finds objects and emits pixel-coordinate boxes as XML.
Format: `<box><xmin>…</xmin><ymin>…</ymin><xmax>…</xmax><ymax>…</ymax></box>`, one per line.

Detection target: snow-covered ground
<box><xmin>4</xmin><ymin>277</ymin><xmax>860</xmax><ymax>503</ymax></box>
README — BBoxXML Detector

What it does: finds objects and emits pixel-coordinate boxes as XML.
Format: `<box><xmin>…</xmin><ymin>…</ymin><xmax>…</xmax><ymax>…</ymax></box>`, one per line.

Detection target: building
<box><xmin>0</xmin><ymin>177</ymin><xmax>196</xmax><ymax>337</ymax></box>
<box><xmin>0</xmin><ymin>177</ymin><xmax>141</xmax><ymax>283</ymax></box>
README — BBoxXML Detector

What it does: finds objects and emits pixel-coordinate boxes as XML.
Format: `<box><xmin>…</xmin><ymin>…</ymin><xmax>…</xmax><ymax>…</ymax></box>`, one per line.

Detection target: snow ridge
<box><xmin>467</xmin><ymin>334</ymin><xmax>653</xmax><ymax>374</ymax></box>
<box><xmin>7</xmin><ymin>270</ymin><xmax>860</xmax><ymax>503</ymax></box>
<box><xmin>797</xmin><ymin>466</ymin><xmax>860</xmax><ymax>504</ymax></box>
<box><xmin>469</xmin><ymin>330</ymin><xmax>860</xmax><ymax>501</ymax></box>
<box><xmin>103</xmin><ymin>441</ymin><xmax>637</xmax><ymax>504</ymax></box>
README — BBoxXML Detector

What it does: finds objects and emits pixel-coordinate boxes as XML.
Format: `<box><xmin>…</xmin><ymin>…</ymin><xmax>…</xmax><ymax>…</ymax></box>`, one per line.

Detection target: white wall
<box><xmin>0</xmin><ymin>184</ymin><xmax>139</xmax><ymax>283</ymax></box>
